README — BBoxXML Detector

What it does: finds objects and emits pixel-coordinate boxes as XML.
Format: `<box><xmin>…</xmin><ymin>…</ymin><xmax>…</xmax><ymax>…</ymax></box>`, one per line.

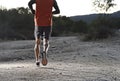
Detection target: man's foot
<box><xmin>36</xmin><ymin>61</ymin><xmax>40</xmax><ymax>67</ymax></box>
<box><xmin>41</xmin><ymin>52</ymin><xmax>48</xmax><ymax>66</ymax></box>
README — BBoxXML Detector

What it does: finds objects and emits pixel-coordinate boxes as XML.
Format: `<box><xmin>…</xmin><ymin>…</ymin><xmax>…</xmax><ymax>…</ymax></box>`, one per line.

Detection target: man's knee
<box><xmin>45</xmin><ymin>43</ymin><xmax>49</xmax><ymax>47</ymax></box>
<box><xmin>44</xmin><ymin>40</ymin><xmax>49</xmax><ymax>47</ymax></box>
<box><xmin>35</xmin><ymin>38</ymin><xmax>40</xmax><ymax>45</ymax></box>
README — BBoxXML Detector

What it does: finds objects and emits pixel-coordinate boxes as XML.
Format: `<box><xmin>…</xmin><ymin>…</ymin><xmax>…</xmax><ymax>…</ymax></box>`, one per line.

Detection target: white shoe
<box><xmin>36</xmin><ymin>61</ymin><xmax>40</xmax><ymax>67</ymax></box>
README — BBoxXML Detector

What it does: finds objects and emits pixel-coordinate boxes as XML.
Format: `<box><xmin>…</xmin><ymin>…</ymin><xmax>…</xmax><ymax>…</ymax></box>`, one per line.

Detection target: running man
<box><xmin>28</xmin><ymin>0</ymin><xmax>60</xmax><ymax>66</ymax></box>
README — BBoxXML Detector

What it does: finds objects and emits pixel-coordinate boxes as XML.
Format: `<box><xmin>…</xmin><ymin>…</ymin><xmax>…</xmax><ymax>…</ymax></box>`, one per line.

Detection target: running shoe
<box><xmin>36</xmin><ymin>61</ymin><xmax>40</xmax><ymax>67</ymax></box>
<box><xmin>41</xmin><ymin>52</ymin><xmax>48</xmax><ymax>66</ymax></box>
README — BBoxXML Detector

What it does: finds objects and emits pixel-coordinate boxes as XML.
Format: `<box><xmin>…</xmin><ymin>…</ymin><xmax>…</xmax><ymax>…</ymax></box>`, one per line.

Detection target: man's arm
<box><xmin>52</xmin><ymin>0</ymin><xmax>60</xmax><ymax>14</ymax></box>
<box><xmin>28</xmin><ymin>0</ymin><xmax>35</xmax><ymax>14</ymax></box>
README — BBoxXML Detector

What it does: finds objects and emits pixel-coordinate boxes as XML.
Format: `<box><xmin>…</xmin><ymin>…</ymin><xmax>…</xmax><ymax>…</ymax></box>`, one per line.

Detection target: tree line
<box><xmin>0</xmin><ymin>7</ymin><xmax>120</xmax><ymax>40</ymax></box>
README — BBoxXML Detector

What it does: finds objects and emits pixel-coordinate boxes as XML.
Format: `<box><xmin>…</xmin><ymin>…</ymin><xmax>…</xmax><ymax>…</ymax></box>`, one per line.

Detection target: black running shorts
<box><xmin>34</xmin><ymin>26</ymin><xmax>51</xmax><ymax>40</ymax></box>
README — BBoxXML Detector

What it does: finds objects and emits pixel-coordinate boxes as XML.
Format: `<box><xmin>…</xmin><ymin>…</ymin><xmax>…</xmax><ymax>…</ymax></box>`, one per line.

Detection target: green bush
<box><xmin>52</xmin><ymin>16</ymin><xmax>74</xmax><ymax>36</ymax></box>
<box><xmin>84</xmin><ymin>16</ymin><xmax>116</xmax><ymax>41</ymax></box>
<box><xmin>72</xmin><ymin>20</ymin><xmax>88</xmax><ymax>33</ymax></box>
<box><xmin>0</xmin><ymin>7</ymin><xmax>119</xmax><ymax>40</ymax></box>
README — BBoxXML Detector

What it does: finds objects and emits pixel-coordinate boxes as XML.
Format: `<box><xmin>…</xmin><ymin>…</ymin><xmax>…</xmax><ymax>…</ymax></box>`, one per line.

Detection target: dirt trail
<box><xmin>0</xmin><ymin>36</ymin><xmax>120</xmax><ymax>81</ymax></box>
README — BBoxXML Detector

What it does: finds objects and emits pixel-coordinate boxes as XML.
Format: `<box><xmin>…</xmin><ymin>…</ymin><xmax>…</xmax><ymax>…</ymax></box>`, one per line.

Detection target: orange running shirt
<box><xmin>35</xmin><ymin>0</ymin><xmax>53</xmax><ymax>26</ymax></box>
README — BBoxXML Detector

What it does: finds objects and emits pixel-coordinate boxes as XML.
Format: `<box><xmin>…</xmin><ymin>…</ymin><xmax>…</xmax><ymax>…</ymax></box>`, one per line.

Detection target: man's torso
<box><xmin>35</xmin><ymin>0</ymin><xmax>53</xmax><ymax>26</ymax></box>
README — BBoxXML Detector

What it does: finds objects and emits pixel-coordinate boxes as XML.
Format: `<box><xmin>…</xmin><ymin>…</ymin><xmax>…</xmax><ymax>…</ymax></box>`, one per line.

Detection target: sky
<box><xmin>0</xmin><ymin>0</ymin><xmax>120</xmax><ymax>16</ymax></box>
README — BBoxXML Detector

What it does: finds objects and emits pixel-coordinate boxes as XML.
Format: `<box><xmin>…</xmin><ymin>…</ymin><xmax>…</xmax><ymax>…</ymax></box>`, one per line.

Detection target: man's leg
<box><xmin>34</xmin><ymin>38</ymin><xmax>40</xmax><ymax>61</ymax></box>
<box><xmin>41</xmin><ymin>26</ymin><xmax>51</xmax><ymax>66</ymax></box>
<box><xmin>41</xmin><ymin>38</ymin><xmax>49</xmax><ymax>66</ymax></box>
<box><xmin>34</xmin><ymin>26</ymin><xmax>43</xmax><ymax>66</ymax></box>
<box><xmin>43</xmin><ymin>38</ymin><xmax>49</xmax><ymax>53</ymax></box>
<box><xmin>34</xmin><ymin>38</ymin><xmax>41</xmax><ymax>66</ymax></box>
<box><xmin>43</xmin><ymin>26</ymin><xmax>51</xmax><ymax>53</ymax></box>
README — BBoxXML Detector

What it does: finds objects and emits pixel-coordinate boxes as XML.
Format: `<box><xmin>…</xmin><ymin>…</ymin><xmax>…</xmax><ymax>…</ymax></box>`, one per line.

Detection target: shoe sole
<box><xmin>42</xmin><ymin>58</ymin><xmax>48</xmax><ymax>66</ymax></box>
<box><xmin>41</xmin><ymin>52</ymin><xmax>48</xmax><ymax>66</ymax></box>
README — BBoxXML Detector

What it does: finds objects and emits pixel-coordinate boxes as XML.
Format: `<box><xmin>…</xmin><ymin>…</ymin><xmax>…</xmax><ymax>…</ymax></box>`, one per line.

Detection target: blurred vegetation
<box><xmin>93</xmin><ymin>0</ymin><xmax>116</xmax><ymax>13</ymax></box>
<box><xmin>0</xmin><ymin>7</ymin><xmax>34</xmax><ymax>40</ymax></box>
<box><xmin>84</xmin><ymin>15</ymin><xmax>119</xmax><ymax>41</ymax></box>
<box><xmin>0</xmin><ymin>7</ymin><xmax>120</xmax><ymax>40</ymax></box>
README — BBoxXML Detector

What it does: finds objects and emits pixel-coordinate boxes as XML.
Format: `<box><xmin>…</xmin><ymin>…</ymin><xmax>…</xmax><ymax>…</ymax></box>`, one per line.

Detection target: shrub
<box><xmin>84</xmin><ymin>16</ymin><xmax>116</xmax><ymax>40</ymax></box>
<box><xmin>72</xmin><ymin>20</ymin><xmax>88</xmax><ymax>33</ymax></box>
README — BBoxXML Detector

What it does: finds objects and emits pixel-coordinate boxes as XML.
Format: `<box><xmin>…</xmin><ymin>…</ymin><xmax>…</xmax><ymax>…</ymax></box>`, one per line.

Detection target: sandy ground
<box><xmin>0</xmin><ymin>36</ymin><xmax>120</xmax><ymax>81</ymax></box>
